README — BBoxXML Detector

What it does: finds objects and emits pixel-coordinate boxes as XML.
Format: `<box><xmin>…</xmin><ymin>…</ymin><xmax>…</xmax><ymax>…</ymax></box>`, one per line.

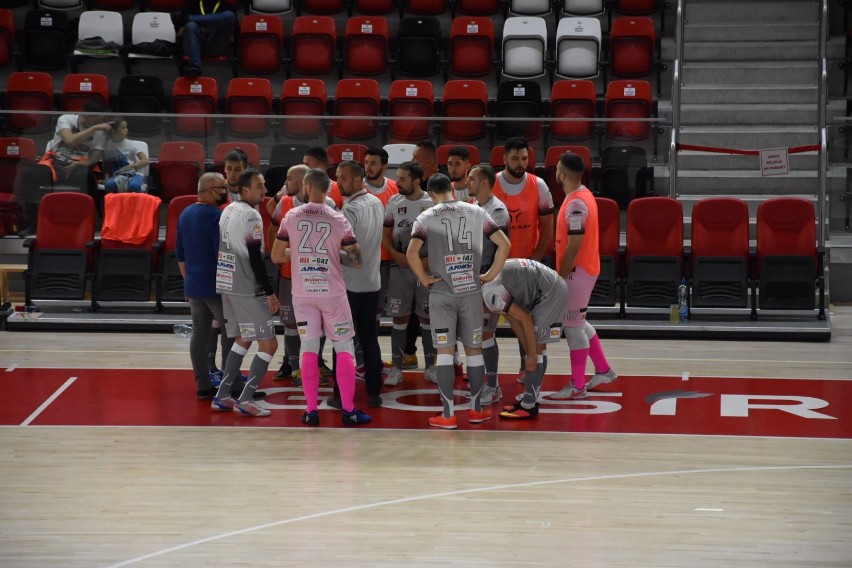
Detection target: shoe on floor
<box><xmin>233</xmin><ymin>400</ymin><xmax>270</xmax><ymax>417</ymax></box>
<box><xmin>196</xmin><ymin>387</ymin><xmax>216</xmax><ymax>400</ymax></box>
<box><xmin>252</xmin><ymin>391</ymin><xmax>267</xmax><ymax>401</ymax></box>
<box><xmin>499</xmin><ymin>401</ymin><xmax>539</xmax><ymax>420</ymax></box>
<box><xmin>402</xmin><ymin>353</ymin><xmax>419</xmax><ymax>369</ymax></box>
<box><xmin>424</xmin><ymin>365</ymin><xmax>438</xmax><ymax>384</ymax></box>
<box><xmin>355</xmin><ymin>364</ymin><xmax>366</xmax><ymax>382</ymax></box>
<box><xmin>465</xmin><ymin>385</ymin><xmax>502</xmax><ymax>406</ymax></box>
<box><xmin>342</xmin><ymin>408</ymin><xmax>372</xmax><ymax>426</ymax></box>
<box><xmin>291</xmin><ymin>370</ymin><xmax>302</xmax><ymax>388</ymax></box>
<box><xmin>469</xmin><ymin>408</ymin><xmax>492</xmax><ymax>424</ymax></box>
<box><xmin>588</xmin><ymin>368</ymin><xmax>618</xmax><ymax>390</ymax></box>
<box><xmin>326</xmin><ymin>395</ymin><xmax>342</xmax><ymax>410</ymax></box>
<box><xmin>211</xmin><ymin>396</ymin><xmax>235</xmax><ymax>411</ymax></box>
<box><xmin>384</xmin><ymin>367</ymin><xmax>403</xmax><ymax>386</ymax></box>
<box><xmin>209</xmin><ymin>369</ymin><xmax>223</xmax><ymax>388</ymax></box>
<box><xmin>368</xmin><ymin>394</ymin><xmax>383</xmax><ymax>408</ymax></box>
<box><xmin>302</xmin><ymin>410</ymin><xmax>319</xmax><ymax>426</ymax></box>
<box><xmin>549</xmin><ymin>384</ymin><xmax>588</xmax><ymax>400</ymax></box>
<box><xmin>274</xmin><ymin>359</ymin><xmax>292</xmax><ymax>380</ymax></box>
<box><xmin>428</xmin><ymin>413</ymin><xmax>458</xmax><ymax>430</ymax></box>
<box><xmin>381</xmin><ymin>360</ymin><xmax>393</xmax><ymax>377</ymax></box>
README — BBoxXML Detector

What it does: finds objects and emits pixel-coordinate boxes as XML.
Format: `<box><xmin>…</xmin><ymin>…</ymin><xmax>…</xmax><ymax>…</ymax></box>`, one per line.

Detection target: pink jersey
<box><xmin>279</xmin><ymin>202</ymin><xmax>357</xmax><ymax>298</ymax></box>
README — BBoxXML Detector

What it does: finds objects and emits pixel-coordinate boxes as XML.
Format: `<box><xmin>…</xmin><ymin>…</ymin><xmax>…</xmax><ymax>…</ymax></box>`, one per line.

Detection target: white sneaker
<box><xmin>480</xmin><ymin>385</ymin><xmax>503</xmax><ymax>406</ymax></box>
<box><xmin>424</xmin><ymin>365</ymin><xmax>438</xmax><ymax>384</ymax></box>
<box><xmin>384</xmin><ymin>367</ymin><xmax>404</xmax><ymax>386</ymax></box>
<box><xmin>549</xmin><ymin>384</ymin><xmax>588</xmax><ymax>400</ymax></box>
<box><xmin>588</xmin><ymin>368</ymin><xmax>618</xmax><ymax>390</ymax></box>
<box><xmin>355</xmin><ymin>365</ymin><xmax>366</xmax><ymax>382</ymax></box>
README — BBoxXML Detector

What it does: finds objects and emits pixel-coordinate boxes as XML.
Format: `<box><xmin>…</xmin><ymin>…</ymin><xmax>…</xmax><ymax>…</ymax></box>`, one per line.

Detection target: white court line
<box><xmin>102</xmin><ymin>463</ymin><xmax>852</xmax><ymax>568</ymax></box>
<box><xmin>20</xmin><ymin>376</ymin><xmax>76</xmax><ymax>426</ymax></box>
<box><xmin>5</xmin><ymin>363</ymin><xmax>19</xmax><ymax>372</ymax></box>
<box><xmin>682</xmin><ymin>372</ymin><xmax>689</xmax><ymax>381</ymax></box>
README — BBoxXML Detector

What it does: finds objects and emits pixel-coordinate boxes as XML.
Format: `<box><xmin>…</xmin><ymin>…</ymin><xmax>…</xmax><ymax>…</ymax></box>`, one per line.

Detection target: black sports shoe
<box><xmin>499</xmin><ymin>401</ymin><xmax>539</xmax><ymax>420</ymax></box>
<box><xmin>302</xmin><ymin>410</ymin><xmax>320</xmax><ymax>426</ymax></box>
<box><xmin>274</xmin><ymin>359</ymin><xmax>292</xmax><ymax>379</ymax></box>
<box><xmin>326</xmin><ymin>395</ymin><xmax>342</xmax><ymax>410</ymax></box>
<box><xmin>367</xmin><ymin>395</ymin><xmax>383</xmax><ymax>408</ymax></box>
<box><xmin>196</xmin><ymin>387</ymin><xmax>216</xmax><ymax>400</ymax></box>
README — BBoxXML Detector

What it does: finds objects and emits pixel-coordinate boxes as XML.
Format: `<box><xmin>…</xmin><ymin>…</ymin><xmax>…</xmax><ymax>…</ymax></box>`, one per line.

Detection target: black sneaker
<box><xmin>326</xmin><ymin>395</ymin><xmax>342</xmax><ymax>410</ymax></box>
<box><xmin>498</xmin><ymin>401</ymin><xmax>539</xmax><ymax>420</ymax></box>
<box><xmin>342</xmin><ymin>409</ymin><xmax>372</xmax><ymax>426</ymax></box>
<box><xmin>274</xmin><ymin>359</ymin><xmax>292</xmax><ymax>380</ymax></box>
<box><xmin>196</xmin><ymin>387</ymin><xmax>216</xmax><ymax>400</ymax></box>
<box><xmin>367</xmin><ymin>395</ymin><xmax>383</xmax><ymax>408</ymax></box>
<box><xmin>302</xmin><ymin>410</ymin><xmax>320</xmax><ymax>426</ymax></box>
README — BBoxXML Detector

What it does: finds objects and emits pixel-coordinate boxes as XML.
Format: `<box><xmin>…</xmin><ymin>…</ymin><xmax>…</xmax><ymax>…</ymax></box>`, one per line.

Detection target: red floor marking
<box><xmin>1</xmin><ymin>368</ymin><xmax>850</xmax><ymax>438</ymax></box>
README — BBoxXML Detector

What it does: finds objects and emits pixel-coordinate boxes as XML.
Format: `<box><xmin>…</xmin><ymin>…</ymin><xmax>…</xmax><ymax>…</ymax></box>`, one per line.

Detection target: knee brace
<box><xmin>301</xmin><ymin>337</ymin><xmax>320</xmax><ymax>355</ymax></box>
<box><xmin>332</xmin><ymin>338</ymin><xmax>354</xmax><ymax>356</ymax></box>
<box><xmin>584</xmin><ymin>321</ymin><xmax>596</xmax><ymax>340</ymax></box>
<box><xmin>564</xmin><ymin>326</ymin><xmax>590</xmax><ymax>350</ymax></box>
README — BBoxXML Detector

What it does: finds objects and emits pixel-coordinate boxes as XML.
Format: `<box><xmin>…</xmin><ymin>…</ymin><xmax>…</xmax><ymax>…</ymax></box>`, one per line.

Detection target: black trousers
<box><xmin>333</xmin><ymin>289</ymin><xmax>382</xmax><ymax>398</ymax></box>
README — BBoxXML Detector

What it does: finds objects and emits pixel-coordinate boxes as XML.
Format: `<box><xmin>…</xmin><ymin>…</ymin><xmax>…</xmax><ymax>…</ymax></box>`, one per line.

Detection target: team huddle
<box><xmin>177</xmin><ymin>139</ymin><xmax>617</xmax><ymax>429</ymax></box>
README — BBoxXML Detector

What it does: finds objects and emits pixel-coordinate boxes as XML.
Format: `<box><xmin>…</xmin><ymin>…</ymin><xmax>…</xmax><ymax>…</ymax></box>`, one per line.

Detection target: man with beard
<box><xmin>446</xmin><ymin>146</ymin><xmax>474</xmax><ymax>203</ymax></box>
<box><xmin>223</xmin><ymin>148</ymin><xmax>249</xmax><ymax>203</ymax></box>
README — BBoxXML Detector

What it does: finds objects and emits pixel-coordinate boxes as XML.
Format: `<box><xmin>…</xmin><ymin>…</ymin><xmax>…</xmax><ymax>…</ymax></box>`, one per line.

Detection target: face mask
<box><xmin>215</xmin><ymin>191</ymin><xmax>229</xmax><ymax>206</ymax></box>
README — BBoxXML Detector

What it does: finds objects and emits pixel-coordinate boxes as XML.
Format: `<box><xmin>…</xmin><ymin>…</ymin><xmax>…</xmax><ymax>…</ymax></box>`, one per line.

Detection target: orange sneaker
<box><xmin>428</xmin><ymin>413</ymin><xmax>458</xmax><ymax>430</ymax></box>
<box><xmin>499</xmin><ymin>401</ymin><xmax>539</xmax><ymax>420</ymax></box>
<box><xmin>469</xmin><ymin>408</ymin><xmax>492</xmax><ymax>424</ymax></box>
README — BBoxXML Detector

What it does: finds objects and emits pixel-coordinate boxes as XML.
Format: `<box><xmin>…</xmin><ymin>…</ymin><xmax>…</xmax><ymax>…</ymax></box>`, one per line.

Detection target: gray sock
<box><xmin>391</xmin><ymin>326</ymin><xmax>407</xmax><ymax>369</ymax></box>
<box><xmin>467</xmin><ymin>363</ymin><xmax>485</xmax><ymax>412</ymax></box>
<box><xmin>284</xmin><ymin>332</ymin><xmax>301</xmax><ymax>371</ymax></box>
<box><xmin>437</xmin><ymin>364</ymin><xmax>455</xmax><ymax>418</ymax></box>
<box><xmin>216</xmin><ymin>348</ymin><xmax>245</xmax><ymax>399</ymax></box>
<box><xmin>421</xmin><ymin>324</ymin><xmax>435</xmax><ymax>367</ymax></box>
<box><xmin>483</xmin><ymin>342</ymin><xmax>499</xmax><ymax>388</ymax></box>
<box><xmin>522</xmin><ymin>362</ymin><xmax>544</xmax><ymax>408</ymax></box>
<box><xmin>238</xmin><ymin>354</ymin><xmax>271</xmax><ymax>403</ymax></box>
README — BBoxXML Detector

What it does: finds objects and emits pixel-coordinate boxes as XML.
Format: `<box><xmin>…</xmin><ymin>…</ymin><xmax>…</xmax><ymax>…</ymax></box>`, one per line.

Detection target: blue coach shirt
<box><xmin>176</xmin><ymin>202</ymin><xmax>221</xmax><ymax>299</ymax></box>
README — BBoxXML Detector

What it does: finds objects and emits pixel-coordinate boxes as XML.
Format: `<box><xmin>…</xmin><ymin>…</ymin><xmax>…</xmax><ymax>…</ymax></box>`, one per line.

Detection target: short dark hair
<box><xmin>415</xmin><ymin>139</ymin><xmax>437</xmax><ymax>156</ymax></box>
<box><xmin>558</xmin><ymin>152</ymin><xmax>585</xmax><ymax>175</ymax></box>
<box><xmin>503</xmin><ymin>137</ymin><xmax>529</xmax><ymax>154</ymax></box>
<box><xmin>447</xmin><ymin>146</ymin><xmax>470</xmax><ymax>161</ymax></box>
<box><xmin>304</xmin><ymin>168</ymin><xmax>331</xmax><ymax>192</ymax></box>
<box><xmin>224</xmin><ymin>148</ymin><xmax>249</xmax><ymax>168</ymax></box>
<box><xmin>337</xmin><ymin>160</ymin><xmax>365</xmax><ymax>178</ymax></box>
<box><xmin>426</xmin><ymin>173</ymin><xmax>453</xmax><ymax>194</ymax></box>
<box><xmin>237</xmin><ymin>167</ymin><xmax>263</xmax><ymax>190</ymax></box>
<box><xmin>304</xmin><ymin>146</ymin><xmax>329</xmax><ymax>166</ymax></box>
<box><xmin>398</xmin><ymin>160</ymin><xmax>424</xmax><ymax>183</ymax></box>
<box><xmin>365</xmin><ymin>147</ymin><xmax>389</xmax><ymax>165</ymax></box>
<box><xmin>470</xmin><ymin>165</ymin><xmax>496</xmax><ymax>188</ymax></box>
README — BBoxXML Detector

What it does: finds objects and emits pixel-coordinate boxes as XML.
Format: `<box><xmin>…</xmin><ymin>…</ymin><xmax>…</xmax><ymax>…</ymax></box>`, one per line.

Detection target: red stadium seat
<box><xmin>331</xmin><ymin>78</ymin><xmax>381</xmax><ymax>141</ymax></box>
<box><xmin>238</xmin><ymin>14</ymin><xmax>285</xmax><ymax>76</ymax></box>
<box><xmin>614</xmin><ymin>0</ymin><xmax>657</xmax><ymax>15</ymax></box>
<box><xmin>170</xmin><ymin>77</ymin><xmax>218</xmax><ymax>138</ymax></box>
<box><xmin>437</xmin><ymin>144</ymin><xmax>480</xmax><ymax>167</ymax></box>
<box><xmin>60</xmin><ymin>73</ymin><xmax>109</xmax><ymax>112</ymax></box>
<box><xmin>302</xmin><ymin>0</ymin><xmax>346</xmax><ymax>14</ymax></box>
<box><xmin>352</xmin><ymin>0</ymin><xmax>396</xmax><ymax>15</ymax></box>
<box><xmin>326</xmin><ymin>144</ymin><xmax>368</xmax><ymax>177</ymax></box>
<box><xmin>343</xmin><ymin>16</ymin><xmax>390</xmax><ymax>76</ymax></box>
<box><xmin>0</xmin><ymin>137</ymin><xmax>37</xmax><ymax>200</ymax></box>
<box><xmin>152</xmin><ymin>141</ymin><xmax>205</xmax><ymax>202</ymax></box>
<box><xmin>387</xmin><ymin>80</ymin><xmax>435</xmax><ymax>142</ymax></box>
<box><xmin>213</xmin><ymin>142</ymin><xmax>261</xmax><ymax>168</ymax></box>
<box><xmin>756</xmin><ymin>197</ymin><xmax>824</xmax><ymax>315</ymax></box>
<box><xmin>0</xmin><ymin>9</ymin><xmax>14</xmax><ymax>68</ymax></box>
<box><xmin>609</xmin><ymin>16</ymin><xmax>655</xmax><ymax>78</ymax></box>
<box><xmin>605</xmin><ymin>79</ymin><xmax>652</xmax><ymax>140</ymax></box>
<box><xmin>5</xmin><ymin>71</ymin><xmax>54</xmax><ymax>134</ymax></box>
<box><xmin>590</xmin><ymin>196</ymin><xmax>620</xmax><ymax>306</ymax></box>
<box><xmin>440</xmin><ymin>79</ymin><xmax>488</xmax><ymax>142</ymax></box>
<box><xmin>280</xmin><ymin>78</ymin><xmax>328</xmax><ymax>139</ymax></box>
<box><xmin>290</xmin><ymin>16</ymin><xmax>337</xmax><ymax>75</ymax></box>
<box><xmin>456</xmin><ymin>0</ymin><xmax>500</xmax><ymax>15</ymax></box>
<box><xmin>24</xmin><ymin>192</ymin><xmax>96</xmax><ymax>303</ymax></box>
<box><xmin>225</xmin><ymin>78</ymin><xmax>273</xmax><ymax>138</ymax></box>
<box><xmin>158</xmin><ymin>194</ymin><xmax>196</xmax><ymax>304</ymax></box>
<box><xmin>625</xmin><ymin>196</ymin><xmax>683</xmax><ymax>308</ymax></box>
<box><xmin>691</xmin><ymin>197</ymin><xmax>750</xmax><ymax>308</ymax></box>
<box><xmin>550</xmin><ymin>79</ymin><xmax>597</xmax><ymax>141</ymax></box>
<box><xmin>449</xmin><ymin>17</ymin><xmax>494</xmax><ymax>77</ymax></box>
<box><xmin>543</xmin><ymin>145</ymin><xmax>592</xmax><ymax>207</ymax></box>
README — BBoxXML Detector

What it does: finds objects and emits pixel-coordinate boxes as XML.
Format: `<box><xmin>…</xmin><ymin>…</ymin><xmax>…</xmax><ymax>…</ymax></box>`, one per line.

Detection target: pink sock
<box><xmin>301</xmin><ymin>352</ymin><xmax>320</xmax><ymax>412</ymax></box>
<box><xmin>336</xmin><ymin>351</ymin><xmax>357</xmax><ymax>413</ymax></box>
<box><xmin>570</xmin><ymin>349</ymin><xmax>589</xmax><ymax>389</ymax></box>
<box><xmin>588</xmin><ymin>334</ymin><xmax>611</xmax><ymax>374</ymax></box>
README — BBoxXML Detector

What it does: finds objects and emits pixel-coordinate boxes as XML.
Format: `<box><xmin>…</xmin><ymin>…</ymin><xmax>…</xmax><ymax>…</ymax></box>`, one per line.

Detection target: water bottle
<box><xmin>173</xmin><ymin>323</ymin><xmax>193</xmax><ymax>338</ymax></box>
<box><xmin>678</xmin><ymin>279</ymin><xmax>689</xmax><ymax>323</ymax></box>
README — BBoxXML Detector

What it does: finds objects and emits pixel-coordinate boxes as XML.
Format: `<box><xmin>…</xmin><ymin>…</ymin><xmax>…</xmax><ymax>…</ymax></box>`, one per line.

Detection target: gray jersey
<box><xmin>410</xmin><ymin>199</ymin><xmax>499</xmax><ymax>297</ymax></box>
<box><xmin>383</xmin><ymin>192</ymin><xmax>434</xmax><ymax>256</ymax></box>
<box><xmin>479</xmin><ymin>194</ymin><xmax>510</xmax><ymax>270</ymax></box>
<box><xmin>216</xmin><ymin>201</ymin><xmax>265</xmax><ymax>297</ymax></box>
<box><xmin>342</xmin><ymin>189</ymin><xmax>384</xmax><ymax>293</ymax></box>
<box><xmin>482</xmin><ymin>258</ymin><xmax>562</xmax><ymax>313</ymax></box>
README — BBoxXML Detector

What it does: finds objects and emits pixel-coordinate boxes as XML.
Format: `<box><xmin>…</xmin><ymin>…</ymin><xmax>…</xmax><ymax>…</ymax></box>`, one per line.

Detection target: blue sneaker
<box><xmin>209</xmin><ymin>369</ymin><xmax>223</xmax><ymax>388</ymax></box>
<box><xmin>342</xmin><ymin>409</ymin><xmax>372</xmax><ymax>426</ymax></box>
<box><xmin>302</xmin><ymin>410</ymin><xmax>320</xmax><ymax>426</ymax></box>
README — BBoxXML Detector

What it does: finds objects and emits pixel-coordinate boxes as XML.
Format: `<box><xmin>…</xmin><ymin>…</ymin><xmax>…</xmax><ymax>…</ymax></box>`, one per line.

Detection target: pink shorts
<box><xmin>564</xmin><ymin>266</ymin><xmax>597</xmax><ymax>328</ymax></box>
<box><xmin>292</xmin><ymin>294</ymin><xmax>355</xmax><ymax>342</ymax></box>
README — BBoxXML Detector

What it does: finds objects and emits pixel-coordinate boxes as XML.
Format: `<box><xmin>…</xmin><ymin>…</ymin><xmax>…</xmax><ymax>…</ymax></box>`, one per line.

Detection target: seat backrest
<box><xmin>441</xmin><ymin>79</ymin><xmax>488</xmax><ymax>140</ymax></box>
<box><xmin>238</xmin><ymin>15</ymin><xmax>285</xmax><ymax>75</ymax></box>
<box><xmin>332</xmin><ymin>78</ymin><xmax>380</xmax><ymax>140</ymax></box>
<box><xmin>214</xmin><ymin>142</ymin><xmax>261</xmax><ymax>167</ymax></box>
<box><xmin>60</xmin><ymin>73</ymin><xmax>110</xmax><ymax>111</ymax></box>
<box><xmin>405</xmin><ymin>0</ymin><xmax>449</xmax><ymax>16</ymax></box>
<box><xmin>610</xmin><ymin>16</ymin><xmax>655</xmax><ymax>77</ymax></box>
<box><xmin>36</xmin><ymin>192</ymin><xmax>95</xmax><ymax>250</ymax></box>
<box><xmin>344</xmin><ymin>16</ymin><xmax>390</xmax><ymax>76</ymax></box>
<box><xmin>605</xmin><ymin>79</ymin><xmax>652</xmax><ymax>140</ymax></box>
<box><xmin>131</xmin><ymin>12</ymin><xmax>176</xmax><ymax>44</ymax></box>
<box><xmin>352</xmin><ymin>0</ymin><xmax>396</xmax><ymax>15</ymax></box>
<box><xmin>550</xmin><ymin>79</ymin><xmax>597</xmax><ymax>140</ymax></box>
<box><xmin>596</xmin><ymin>196</ymin><xmax>620</xmax><ymax>258</ymax></box>
<box><xmin>22</xmin><ymin>9</ymin><xmax>69</xmax><ymax>69</ymax></box>
<box><xmin>563</xmin><ymin>0</ymin><xmax>605</xmax><ymax>15</ymax></box>
<box><xmin>291</xmin><ymin>16</ymin><xmax>337</xmax><ymax>75</ymax></box>
<box><xmin>5</xmin><ymin>71</ymin><xmax>54</xmax><ymax>133</ymax></box>
<box><xmin>164</xmin><ymin>194</ymin><xmax>196</xmax><ymax>252</ymax></box>
<box><xmin>269</xmin><ymin>143</ymin><xmax>312</xmax><ymax>167</ymax></box>
<box><xmin>495</xmin><ymin>80</ymin><xmax>542</xmax><ymax>140</ymax></box>
<box><xmin>0</xmin><ymin>137</ymin><xmax>37</xmax><ymax>162</ymax></box>
<box><xmin>509</xmin><ymin>0</ymin><xmax>551</xmax><ymax>17</ymax></box>
<box><xmin>77</xmin><ymin>10</ymin><xmax>123</xmax><ymax>44</ymax></box>
<box><xmin>383</xmin><ymin>143</ymin><xmax>417</xmax><ymax>166</ymax></box>
<box><xmin>250</xmin><ymin>0</ymin><xmax>293</xmax><ymax>13</ymax></box>
<box><xmin>756</xmin><ymin>197</ymin><xmax>817</xmax><ymax>264</ymax></box>
<box><xmin>501</xmin><ymin>16</ymin><xmax>548</xmax><ymax>79</ymax></box>
<box><xmin>691</xmin><ymin>197</ymin><xmax>750</xmax><ymax>260</ymax></box>
<box><xmin>396</xmin><ymin>17</ymin><xmax>442</xmax><ymax>77</ymax></box>
<box><xmin>388</xmin><ymin>80</ymin><xmax>435</xmax><ymax>141</ymax></box>
<box><xmin>615</xmin><ymin>0</ymin><xmax>657</xmax><ymax>15</ymax></box>
<box><xmin>438</xmin><ymin>144</ymin><xmax>481</xmax><ymax>166</ymax></box>
<box><xmin>555</xmin><ymin>17</ymin><xmax>601</xmax><ymax>78</ymax></box>
<box><xmin>450</xmin><ymin>17</ymin><xmax>494</xmax><ymax>77</ymax></box>
<box><xmin>626</xmin><ymin>196</ymin><xmax>683</xmax><ymax>260</ymax></box>
<box><xmin>0</xmin><ymin>9</ymin><xmax>13</xmax><ymax>68</ymax></box>
<box><xmin>171</xmin><ymin>77</ymin><xmax>218</xmax><ymax>137</ymax></box>
<box><xmin>280</xmin><ymin>79</ymin><xmax>327</xmax><ymax>138</ymax></box>
<box><xmin>326</xmin><ymin>144</ymin><xmax>368</xmax><ymax>168</ymax></box>
<box><xmin>157</xmin><ymin>141</ymin><xmax>205</xmax><ymax>166</ymax></box>
<box><xmin>302</xmin><ymin>0</ymin><xmax>346</xmax><ymax>14</ymax></box>
<box><xmin>457</xmin><ymin>0</ymin><xmax>500</xmax><ymax>15</ymax></box>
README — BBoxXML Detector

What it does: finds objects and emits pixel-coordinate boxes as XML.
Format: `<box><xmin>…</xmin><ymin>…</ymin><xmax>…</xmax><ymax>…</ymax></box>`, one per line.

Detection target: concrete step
<box><xmin>682</xmin><ymin>61</ymin><xmax>818</xmax><ymax>86</ymax></box>
<box><xmin>676</xmin><ymin>150</ymin><xmax>820</xmax><ymax>170</ymax></box>
<box><xmin>684</xmin><ymin>1</ymin><xmax>818</xmax><ymax>25</ymax></box>
<box><xmin>680</xmin><ymin>103</ymin><xmax>819</xmax><ymax>126</ymax></box>
<box><xmin>684</xmin><ymin>22</ymin><xmax>819</xmax><ymax>42</ymax></box>
<box><xmin>680</xmin><ymin>39</ymin><xmax>831</xmax><ymax>61</ymax></box>
<box><xmin>679</xmin><ymin>125</ymin><xmax>819</xmax><ymax>149</ymax></box>
<box><xmin>676</xmin><ymin>169</ymin><xmax>819</xmax><ymax>193</ymax></box>
<box><xmin>680</xmin><ymin>83</ymin><xmax>818</xmax><ymax>104</ymax></box>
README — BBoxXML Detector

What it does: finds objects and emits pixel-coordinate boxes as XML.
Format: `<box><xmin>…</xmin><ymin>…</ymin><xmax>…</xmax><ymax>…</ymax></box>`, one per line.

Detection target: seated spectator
<box><xmin>39</xmin><ymin>100</ymin><xmax>112</xmax><ymax>189</ymax></box>
<box><xmin>102</xmin><ymin>119</ymin><xmax>150</xmax><ymax>194</ymax></box>
<box><xmin>173</xmin><ymin>0</ymin><xmax>237</xmax><ymax>78</ymax></box>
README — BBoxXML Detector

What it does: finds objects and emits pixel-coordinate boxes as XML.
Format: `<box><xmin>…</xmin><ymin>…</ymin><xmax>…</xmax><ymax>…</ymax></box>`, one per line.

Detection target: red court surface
<box><xmin>2</xmin><ymin>368</ymin><xmax>850</xmax><ymax>438</ymax></box>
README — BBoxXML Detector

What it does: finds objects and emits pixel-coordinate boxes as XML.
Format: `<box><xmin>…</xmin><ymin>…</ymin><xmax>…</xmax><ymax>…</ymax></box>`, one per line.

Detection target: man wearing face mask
<box><xmin>176</xmin><ymin>172</ymin><xmax>235</xmax><ymax>400</ymax></box>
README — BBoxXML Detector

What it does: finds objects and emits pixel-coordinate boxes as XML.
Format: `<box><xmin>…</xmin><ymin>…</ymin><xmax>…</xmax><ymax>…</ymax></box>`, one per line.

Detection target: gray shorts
<box><xmin>222</xmin><ymin>294</ymin><xmax>276</xmax><ymax>341</ymax></box>
<box><xmin>386</xmin><ymin>265</ymin><xmax>429</xmax><ymax>318</ymax></box>
<box><xmin>531</xmin><ymin>278</ymin><xmax>568</xmax><ymax>344</ymax></box>
<box><xmin>277</xmin><ymin>277</ymin><xmax>295</xmax><ymax>325</ymax></box>
<box><xmin>430</xmin><ymin>292</ymin><xmax>483</xmax><ymax>348</ymax></box>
